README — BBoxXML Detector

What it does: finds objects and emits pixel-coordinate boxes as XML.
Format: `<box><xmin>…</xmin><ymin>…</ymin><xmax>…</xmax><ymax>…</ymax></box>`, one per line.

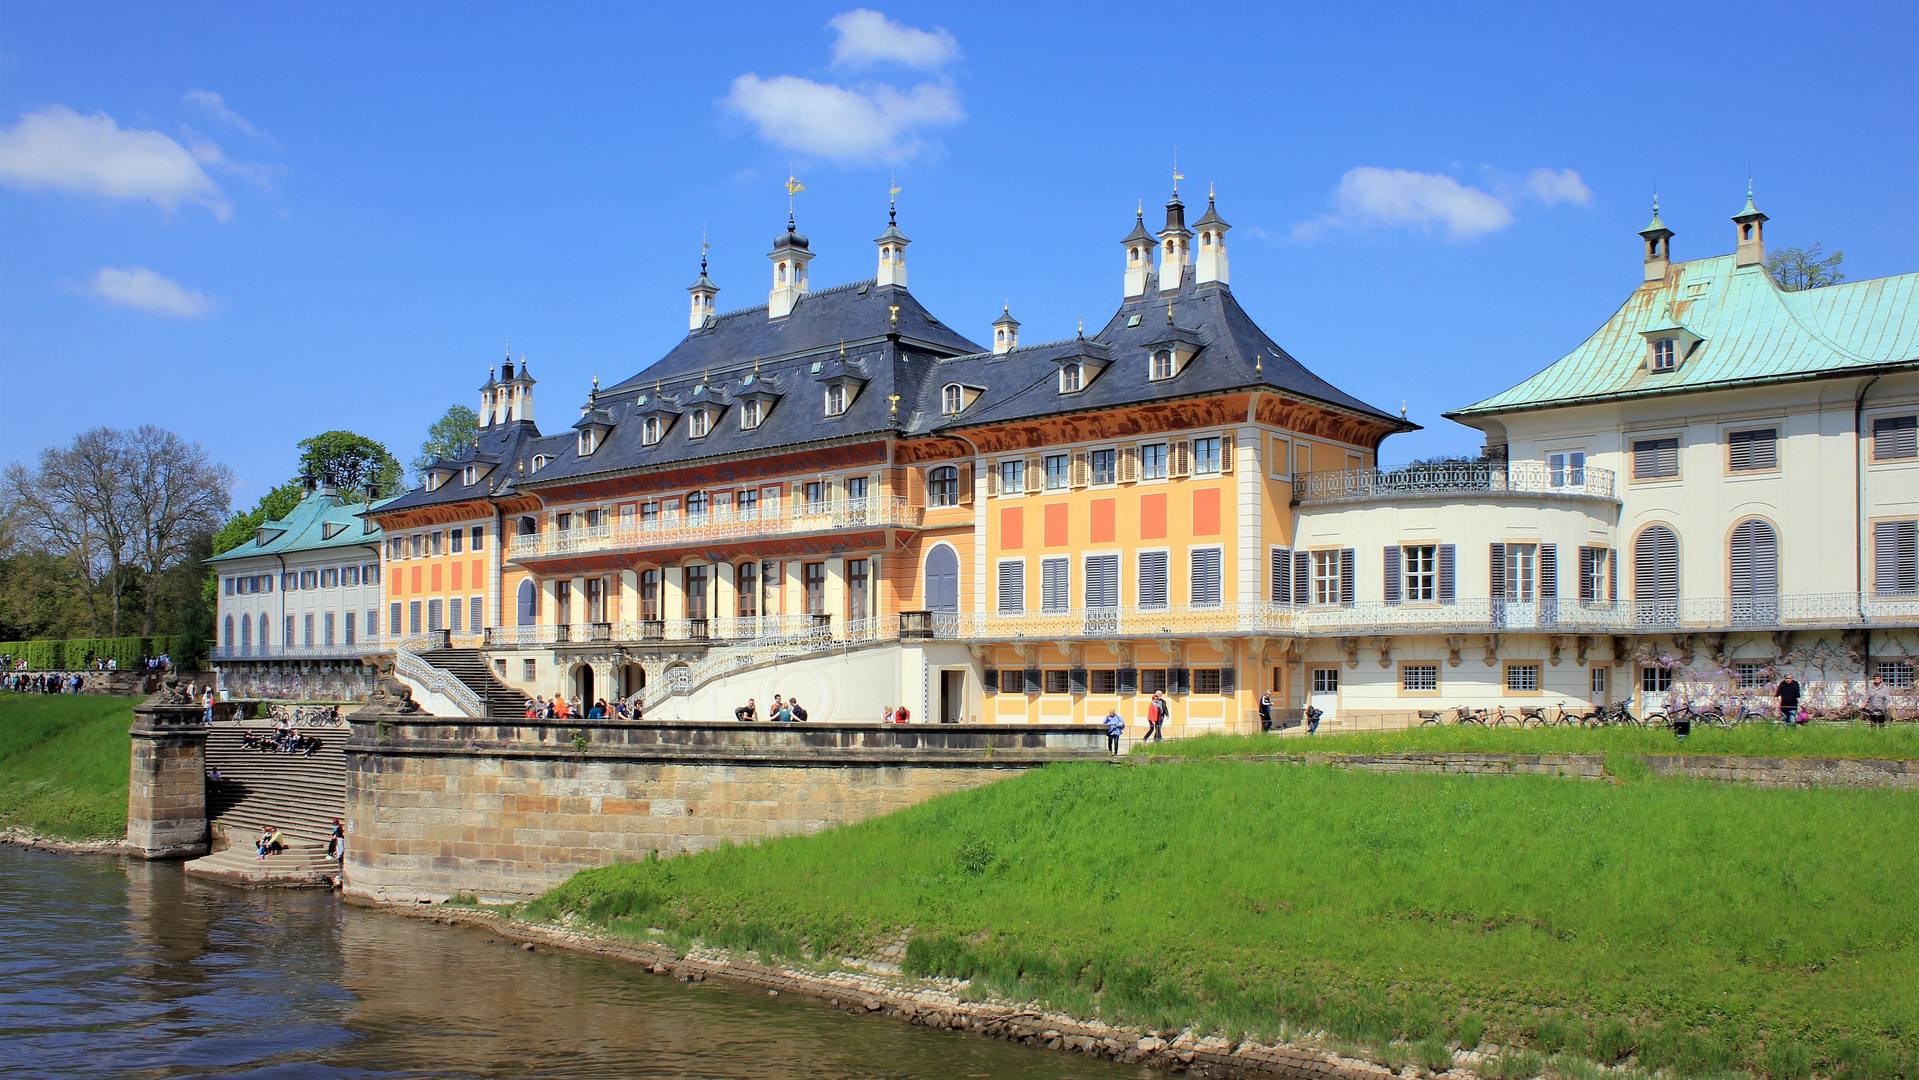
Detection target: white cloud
<box><xmin>183</xmin><ymin>89</ymin><xmax>272</xmax><ymax>143</ymax></box>
<box><xmin>81</xmin><ymin>265</ymin><xmax>217</xmax><ymax>318</ymax></box>
<box><xmin>725</xmin><ymin>73</ymin><xmax>962</xmax><ymax>163</ymax></box>
<box><xmin>828</xmin><ymin>9</ymin><xmax>958</xmax><ymax>69</ymax></box>
<box><xmin>1294</xmin><ymin>164</ymin><xmax>1591</xmax><ymax>241</ymax></box>
<box><xmin>0</xmin><ymin>105</ymin><xmax>230</xmax><ymax>218</ymax></box>
<box><xmin>1525</xmin><ymin>167</ymin><xmax>1592</xmax><ymax>206</ymax></box>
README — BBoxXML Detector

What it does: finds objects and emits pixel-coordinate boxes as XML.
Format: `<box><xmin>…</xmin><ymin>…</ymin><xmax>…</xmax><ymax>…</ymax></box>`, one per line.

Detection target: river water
<box><xmin>1</xmin><ymin>847</ymin><xmax>1140</xmax><ymax>1079</ymax></box>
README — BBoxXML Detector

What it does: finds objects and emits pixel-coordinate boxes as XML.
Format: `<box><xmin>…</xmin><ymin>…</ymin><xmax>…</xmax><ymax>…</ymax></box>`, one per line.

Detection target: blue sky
<box><xmin>3</xmin><ymin>2</ymin><xmax>1915</xmax><ymax>507</ymax></box>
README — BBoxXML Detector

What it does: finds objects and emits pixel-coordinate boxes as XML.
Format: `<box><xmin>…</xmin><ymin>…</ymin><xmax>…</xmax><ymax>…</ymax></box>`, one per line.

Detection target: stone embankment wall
<box><xmin>343</xmin><ymin>717</ymin><xmax>1105</xmax><ymax>904</ymax></box>
<box><xmin>1161</xmin><ymin>751</ymin><xmax>1919</xmax><ymax>789</ymax></box>
<box><xmin>7</xmin><ymin>669</ymin><xmax>161</xmax><ymax>696</ymax></box>
<box><xmin>214</xmin><ymin>661</ymin><xmax>375</xmax><ymax>703</ymax></box>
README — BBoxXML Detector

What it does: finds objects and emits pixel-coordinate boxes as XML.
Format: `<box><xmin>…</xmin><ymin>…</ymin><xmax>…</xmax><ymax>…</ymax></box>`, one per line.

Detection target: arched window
<box><xmin>942</xmin><ymin>384</ymin><xmax>963</xmax><ymax>414</ymax></box>
<box><xmin>925</xmin><ymin>544</ymin><xmax>959</xmax><ymax>612</ymax></box>
<box><xmin>1059</xmin><ymin>364</ymin><xmax>1083</xmax><ymax>393</ymax></box>
<box><xmin>928</xmin><ymin>465</ymin><xmax>960</xmax><ymax>507</ymax></box>
<box><xmin>686</xmin><ymin>491</ymin><xmax>708</xmax><ymax>517</ymax></box>
<box><xmin>223</xmin><ymin>615</ymin><xmax>235</xmax><ymax>650</ymax></box>
<box><xmin>1728</xmin><ymin>519</ymin><xmax>1779</xmax><ymax>622</ymax></box>
<box><xmin>1150</xmin><ymin>350</ymin><xmax>1174</xmax><ymax>380</ymax></box>
<box><xmin>642</xmin><ymin>417</ymin><xmax>663</xmax><ymax>445</ymax></box>
<box><xmin>240</xmin><ymin>614</ymin><xmax>252</xmax><ymax>656</ymax></box>
<box><xmin>516</xmin><ymin>579</ymin><xmax>538</xmax><ymax>626</ymax></box>
<box><xmin>259</xmin><ymin>616</ymin><xmax>271</xmax><ymax>652</ymax></box>
<box><xmin>1634</xmin><ymin>524</ymin><xmax>1680</xmax><ymax>626</ymax></box>
<box><xmin>1652</xmin><ymin>338</ymin><xmax>1676</xmax><ymax>371</ymax></box>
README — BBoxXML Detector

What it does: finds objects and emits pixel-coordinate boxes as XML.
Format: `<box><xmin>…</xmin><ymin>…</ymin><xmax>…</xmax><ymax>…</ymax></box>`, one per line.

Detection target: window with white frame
<box><xmin>1090</xmin><ymin>448</ymin><xmax>1116</xmax><ymax>485</ymax></box>
<box><xmin>740</xmin><ymin>399</ymin><xmax>764</xmax><ymax>429</ymax></box>
<box><xmin>998</xmin><ymin>459</ymin><xmax>1024</xmax><ymax>494</ymax></box>
<box><xmin>1877</xmin><ymin>660</ymin><xmax>1914</xmax><ymax>689</ymax></box>
<box><xmin>928</xmin><ymin>466</ymin><xmax>961</xmax><ymax>507</ymax></box>
<box><xmin>1580</xmin><ymin>546</ymin><xmax>1613</xmax><ymax>602</ymax></box>
<box><xmin>1548</xmin><ymin>450</ymin><xmax>1585</xmax><ymax>487</ymax></box>
<box><xmin>1592</xmin><ymin>666</ymin><xmax>1607</xmax><ymax>697</ymax></box>
<box><xmin>825</xmin><ymin>384</ymin><xmax>849</xmax><ymax>416</ymax></box>
<box><xmin>689</xmin><ymin>410</ymin><xmax>711</xmax><ymax>438</ymax></box>
<box><xmin>1150</xmin><ymin>349</ymin><xmax>1174</xmax><ymax>380</ymax></box>
<box><xmin>1651</xmin><ymin>338</ymin><xmax>1676</xmax><ymax>371</ymax></box>
<box><xmin>1504</xmin><ymin>543</ymin><xmax>1537</xmax><ymax>603</ymax></box>
<box><xmin>1192</xmin><ymin>437</ymin><xmax>1222</xmax><ymax>474</ymax></box>
<box><xmin>1312</xmin><ymin>550</ymin><xmax>1341</xmax><ymax>605</ymax></box>
<box><xmin>579</xmin><ymin>430</ymin><xmax>599</xmax><ymax>455</ymax></box>
<box><xmin>1140</xmin><ymin>442</ymin><xmax>1168</xmax><ymax>480</ymax></box>
<box><xmin>1043</xmin><ymin>454</ymin><xmax>1070</xmax><ymax>490</ymax></box>
<box><xmin>1402</xmin><ymin>664</ymin><xmax>1438</xmax><ymax>692</ymax></box>
<box><xmin>1403</xmin><ymin>545</ymin><xmax>1437</xmax><ymax>601</ymax></box>
<box><xmin>642</xmin><ymin>417</ymin><xmax>663</xmax><ymax>445</ymax></box>
<box><xmin>942</xmin><ymin>384</ymin><xmax>963</xmax><ymax>414</ymax></box>
<box><xmin>1641</xmin><ymin>666</ymin><xmax>1673</xmax><ymax>693</ymax></box>
<box><xmin>1059</xmin><ymin>364</ymin><xmax>1083</xmax><ymax>393</ymax></box>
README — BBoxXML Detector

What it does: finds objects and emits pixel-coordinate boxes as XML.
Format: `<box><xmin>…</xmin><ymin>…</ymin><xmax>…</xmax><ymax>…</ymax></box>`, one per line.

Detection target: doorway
<box><xmin>940</xmin><ymin>669</ymin><xmax>965</xmax><ymax>723</ymax></box>
<box><xmin>617</xmin><ymin>663</ymin><xmax>645</xmax><ymax>701</ymax></box>
<box><xmin>1309</xmin><ymin>667</ymin><xmax>1339</xmax><ymax>721</ymax></box>
<box><xmin>572</xmin><ymin>664</ymin><xmax>594</xmax><ymax>704</ymax></box>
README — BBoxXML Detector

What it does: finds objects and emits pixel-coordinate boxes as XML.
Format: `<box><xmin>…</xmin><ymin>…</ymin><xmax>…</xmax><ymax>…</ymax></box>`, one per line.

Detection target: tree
<box><xmin>298</xmin><ymin>431</ymin><xmax>404</xmax><ymax>497</ymax></box>
<box><xmin>123</xmin><ymin>425</ymin><xmax>234</xmax><ymax>634</ymax></box>
<box><xmin>5</xmin><ymin>429</ymin><xmax>136</xmax><ymax>635</ymax></box>
<box><xmin>413</xmin><ymin>404</ymin><xmax>479</xmax><ymax>481</ymax></box>
<box><xmin>210</xmin><ymin>481</ymin><xmax>304</xmax><ymax>559</ymax></box>
<box><xmin>1766</xmin><ymin>243</ymin><xmax>1846</xmax><ymax>292</ymax></box>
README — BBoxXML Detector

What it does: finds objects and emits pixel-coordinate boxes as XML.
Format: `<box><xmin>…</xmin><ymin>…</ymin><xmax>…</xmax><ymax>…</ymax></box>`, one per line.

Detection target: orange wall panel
<box><xmin>1089</xmin><ymin>498</ymin><xmax>1116</xmax><ymax>544</ymax></box>
<box><xmin>431</xmin><ymin>564</ymin><xmax>443</xmax><ymax>592</ymax></box>
<box><xmin>409</xmin><ymin>566</ymin><xmax>421</xmax><ymax>593</ymax></box>
<box><xmin>1193</xmin><ymin>487</ymin><xmax>1220</xmax><ymax>536</ymax></box>
<box><xmin>1043</xmin><ymin>504</ymin><xmax>1068</xmax><ymax>547</ymax></box>
<box><xmin>451</xmin><ymin>562</ymin><xmax>463</xmax><ymax>591</ymax></box>
<box><xmin>1139</xmin><ymin>493</ymin><xmax>1167</xmax><ymax>540</ymax></box>
<box><xmin>472</xmin><ymin>559</ymin><xmax>484</xmax><ymax>591</ymax></box>
<box><xmin>1001</xmin><ymin>506</ymin><xmax>1023</xmax><ymax>550</ymax></box>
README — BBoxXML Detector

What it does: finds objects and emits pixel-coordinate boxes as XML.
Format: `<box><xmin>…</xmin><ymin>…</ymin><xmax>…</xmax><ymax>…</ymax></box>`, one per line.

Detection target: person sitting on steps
<box><xmin>735</xmin><ymin>698</ymin><xmax>757</xmax><ymax>722</ymax></box>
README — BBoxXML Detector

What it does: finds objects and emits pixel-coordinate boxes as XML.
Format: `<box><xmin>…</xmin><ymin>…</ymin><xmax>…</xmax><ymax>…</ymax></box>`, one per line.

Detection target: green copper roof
<box><xmin>1448</xmin><ymin>256</ymin><xmax>1919</xmax><ymax>420</ymax></box>
<box><xmin>207</xmin><ymin>491</ymin><xmax>393</xmax><ymax>563</ymax></box>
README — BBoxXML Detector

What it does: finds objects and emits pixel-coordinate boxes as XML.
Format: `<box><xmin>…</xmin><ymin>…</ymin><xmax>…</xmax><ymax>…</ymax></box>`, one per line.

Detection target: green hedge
<box><xmin>0</xmin><ymin>636</ymin><xmax>189</xmax><ymax>671</ymax></box>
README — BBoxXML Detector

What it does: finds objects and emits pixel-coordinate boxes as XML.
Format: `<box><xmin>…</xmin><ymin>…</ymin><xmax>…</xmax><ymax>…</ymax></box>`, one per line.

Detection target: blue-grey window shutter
<box><xmin>1540</xmin><ymin>544</ymin><xmax>1557</xmax><ymax>598</ymax></box>
<box><xmin>1339</xmin><ymin>549</ymin><xmax>1355</xmax><ymax>606</ymax></box>
<box><xmin>1272</xmin><ymin>547</ymin><xmax>1291</xmax><ymax>604</ymax></box>
<box><xmin>1438</xmin><ymin>544</ymin><xmax>1455</xmax><ymax>604</ymax></box>
<box><xmin>1489</xmin><ymin>543</ymin><xmax>1506</xmax><ymax>598</ymax></box>
<box><xmin>984</xmin><ymin>667</ymin><xmax>998</xmax><ymax>693</ymax></box>
<box><xmin>1293</xmin><ymin>551</ymin><xmax>1309</xmax><ymax>605</ymax></box>
<box><xmin>1219</xmin><ymin>666</ymin><xmax>1235</xmax><ymax>694</ymax></box>
<box><xmin>1118</xmin><ymin>667</ymin><xmax>1138</xmax><ymax>694</ymax></box>
<box><xmin>1383</xmin><ymin>546</ymin><xmax>1401</xmax><ymax>604</ymax></box>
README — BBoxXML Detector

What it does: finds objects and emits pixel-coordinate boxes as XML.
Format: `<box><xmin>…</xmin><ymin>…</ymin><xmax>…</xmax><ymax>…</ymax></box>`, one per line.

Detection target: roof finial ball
<box><xmin>1733</xmin><ymin>181</ymin><xmax>1768</xmax><ymax>269</ymax></box>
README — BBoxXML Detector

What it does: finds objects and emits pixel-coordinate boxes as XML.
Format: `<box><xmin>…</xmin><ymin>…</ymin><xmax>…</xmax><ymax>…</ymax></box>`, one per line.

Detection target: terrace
<box><xmin>505</xmin><ymin>496</ymin><xmax>922</xmax><ymax>563</ymax></box>
<box><xmin>1292</xmin><ymin>460</ymin><xmax>1617</xmax><ymax>506</ymax></box>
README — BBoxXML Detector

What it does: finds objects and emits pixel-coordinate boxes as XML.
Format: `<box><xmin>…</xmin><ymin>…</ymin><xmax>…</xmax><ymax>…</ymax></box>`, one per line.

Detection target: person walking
<box><xmin>1776</xmin><ymin>673</ymin><xmax>1803</xmax><ymax>724</ymax></box>
<box><xmin>1305</xmin><ymin>704</ymin><xmax>1323</xmax><ymax>735</ymax></box>
<box><xmin>1145</xmin><ymin>691</ymin><xmax>1167</xmax><ymax>742</ymax></box>
<box><xmin>1103</xmin><ymin>708</ymin><xmax>1125</xmax><ymax>754</ymax></box>
<box><xmin>1258</xmin><ymin>692</ymin><xmax>1274</xmax><ymax>733</ymax></box>
<box><xmin>1865</xmin><ymin>675</ymin><xmax>1892</xmax><ymax>729</ymax></box>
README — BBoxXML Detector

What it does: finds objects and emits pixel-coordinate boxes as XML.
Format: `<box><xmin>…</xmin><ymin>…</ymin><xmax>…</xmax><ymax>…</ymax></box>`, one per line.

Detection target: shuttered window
<box><xmin>1138</xmin><ymin>551</ymin><xmax>1170</xmax><ymax>608</ymax></box>
<box><xmin>1873</xmin><ymin>416</ymin><xmax>1917</xmax><ymax>460</ymax></box>
<box><xmin>1539</xmin><ymin>543</ymin><xmax>1558</xmax><ymax>599</ymax></box>
<box><xmin>1041</xmin><ymin>557</ymin><xmax>1070</xmax><ymax>612</ymax></box>
<box><xmin>1632</xmin><ymin>437</ymin><xmax>1680</xmax><ymax>479</ymax></box>
<box><xmin>1170</xmin><ymin>440</ymin><xmax>1192</xmax><ymax>477</ymax></box>
<box><xmin>1634</xmin><ymin>525</ymin><xmax>1680</xmax><ymax>613</ymax></box>
<box><xmin>1085</xmin><ymin>554</ymin><xmax>1119</xmax><ymax>608</ymax></box>
<box><xmin>1119</xmin><ymin>446</ymin><xmax>1139</xmax><ymax>483</ymax></box>
<box><xmin>1293</xmin><ymin>551</ymin><xmax>1310</xmax><ymax>606</ymax></box>
<box><xmin>1874</xmin><ymin>520</ymin><xmax>1918</xmax><ymax>596</ymax></box>
<box><xmin>997</xmin><ymin>561</ymin><xmax>1025</xmax><ymax>613</ymax></box>
<box><xmin>1438</xmin><ymin>544</ymin><xmax>1455</xmax><ymax>603</ymax></box>
<box><xmin>1271</xmin><ymin>547</ymin><xmax>1292</xmax><ymax>604</ymax></box>
<box><xmin>1190</xmin><ymin>548</ymin><xmax>1223</xmax><ymax>606</ymax></box>
<box><xmin>1727</xmin><ymin>428</ymin><xmax>1778</xmax><ymax>471</ymax></box>
<box><xmin>1383</xmin><ymin>545</ymin><xmax>1401</xmax><ymax>603</ymax></box>
<box><xmin>1729</xmin><ymin>519</ymin><xmax>1779</xmax><ymax>599</ymax></box>
<box><xmin>1579</xmin><ymin>546</ymin><xmax>1613</xmax><ymax>602</ymax></box>
<box><xmin>1339</xmin><ymin>548</ymin><xmax>1355</xmax><ymax>606</ymax></box>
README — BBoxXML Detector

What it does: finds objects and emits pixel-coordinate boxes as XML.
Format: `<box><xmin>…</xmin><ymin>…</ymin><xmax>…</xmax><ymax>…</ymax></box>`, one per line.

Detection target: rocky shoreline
<box><xmin>377</xmin><ymin>901</ymin><xmax>1481</xmax><ymax>1080</ymax></box>
<box><xmin>1</xmin><ymin>827</ymin><xmax>135</xmax><ymax>856</ymax></box>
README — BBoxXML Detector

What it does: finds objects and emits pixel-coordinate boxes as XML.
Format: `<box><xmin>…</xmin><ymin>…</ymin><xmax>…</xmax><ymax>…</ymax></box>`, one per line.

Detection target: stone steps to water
<box><xmin>185</xmin><ymin>841</ymin><xmax>338</xmax><ymax>888</ymax></box>
<box><xmin>204</xmin><ymin>725</ymin><xmax>347</xmax><ymax>845</ymax></box>
<box><xmin>421</xmin><ymin>648</ymin><xmax>528</xmax><ymax>718</ymax></box>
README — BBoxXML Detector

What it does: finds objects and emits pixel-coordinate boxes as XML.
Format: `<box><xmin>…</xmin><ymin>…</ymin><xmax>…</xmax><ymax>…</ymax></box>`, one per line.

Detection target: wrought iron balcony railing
<box><xmin>484</xmin><ymin>613</ymin><xmax>846</xmax><ymax>649</ymax></box>
<box><xmin>506</xmin><ymin>496</ymin><xmax>923</xmax><ymax>561</ymax></box>
<box><xmin>1292</xmin><ymin>461</ymin><xmax>1617</xmax><ymax>505</ymax></box>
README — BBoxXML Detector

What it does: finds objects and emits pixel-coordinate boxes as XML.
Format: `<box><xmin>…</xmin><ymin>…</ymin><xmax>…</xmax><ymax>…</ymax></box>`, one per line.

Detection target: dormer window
<box><xmin>579</xmin><ymin>429</ymin><xmax>600</xmax><ymax>456</ymax></box>
<box><xmin>942</xmin><ymin>384</ymin><xmax>964</xmax><ymax>414</ymax></box>
<box><xmin>1652</xmin><ymin>338</ymin><xmax>1676</xmax><ymax>371</ymax></box>
<box><xmin>825</xmin><ymin>384</ymin><xmax>849</xmax><ymax>416</ymax></box>
<box><xmin>1150</xmin><ymin>350</ymin><xmax>1174</xmax><ymax>380</ymax></box>
<box><xmin>425</xmin><ymin>473</ymin><xmax>442</xmax><ymax>492</ymax></box>
<box><xmin>741</xmin><ymin>399</ymin><xmax>764</xmax><ymax>429</ymax></box>
<box><xmin>531</xmin><ymin>454</ymin><xmax>550</xmax><ymax>471</ymax></box>
<box><xmin>689</xmin><ymin>409</ymin><xmax>711</xmax><ymax>438</ymax></box>
<box><xmin>642</xmin><ymin>417</ymin><xmax>663</xmax><ymax>445</ymax></box>
<box><xmin>462</xmin><ymin>464</ymin><xmax>482</xmax><ymax>485</ymax></box>
<box><xmin>1060</xmin><ymin>363</ymin><xmax>1084</xmax><ymax>393</ymax></box>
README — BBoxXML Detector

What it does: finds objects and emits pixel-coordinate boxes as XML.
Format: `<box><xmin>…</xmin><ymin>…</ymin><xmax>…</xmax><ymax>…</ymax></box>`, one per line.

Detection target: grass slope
<box><xmin>533</xmin><ymin>762</ymin><xmax>1919</xmax><ymax>1080</ymax></box>
<box><xmin>0</xmin><ymin>694</ymin><xmax>134</xmax><ymax>840</ymax></box>
<box><xmin>1137</xmin><ymin>725</ymin><xmax>1919</xmax><ymax>762</ymax></box>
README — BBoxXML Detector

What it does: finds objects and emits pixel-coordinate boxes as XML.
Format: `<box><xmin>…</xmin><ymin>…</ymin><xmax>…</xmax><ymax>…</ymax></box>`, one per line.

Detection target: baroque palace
<box><xmin>219</xmin><ymin>184</ymin><xmax>1919</xmax><ymax>734</ymax></box>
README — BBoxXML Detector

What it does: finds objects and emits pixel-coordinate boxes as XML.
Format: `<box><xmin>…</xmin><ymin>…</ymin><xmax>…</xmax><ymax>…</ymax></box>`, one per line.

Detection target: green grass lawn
<box><xmin>0</xmin><ymin>693</ymin><xmax>134</xmax><ymax>840</ymax></box>
<box><xmin>1135</xmin><ymin>724</ymin><xmax>1919</xmax><ymax>762</ymax></box>
<box><xmin>531</xmin><ymin>761</ymin><xmax>1919</xmax><ymax>1080</ymax></box>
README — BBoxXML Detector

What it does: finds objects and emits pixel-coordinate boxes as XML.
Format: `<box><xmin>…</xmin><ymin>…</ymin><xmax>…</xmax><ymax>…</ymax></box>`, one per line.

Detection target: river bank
<box><xmin>0</xmin><ymin>694</ymin><xmax>135</xmax><ymax>841</ymax></box>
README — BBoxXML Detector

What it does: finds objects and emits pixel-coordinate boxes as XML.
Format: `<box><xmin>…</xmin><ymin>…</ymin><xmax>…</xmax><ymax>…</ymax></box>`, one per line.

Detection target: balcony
<box><xmin>506</xmin><ymin>497</ymin><xmax>923</xmax><ymax>562</ymax></box>
<box><xmin>904</xmin><ymin>592</ymin><xmax>1919</xmax><ymax>641</ymax></box>
<box><xmin>209</xmin><ymin>643</ymin><xmax>375</xmax><ymax>661</ymax></box>
<box><xmin>1293</xmin><ymin>461</ymin><xmax>1617</xmax><ymax>506</ymax></box>
<box><xmin>485</xmin><ymin>614</ymin><xmax>848</xmax><ymax>649</ymax></box>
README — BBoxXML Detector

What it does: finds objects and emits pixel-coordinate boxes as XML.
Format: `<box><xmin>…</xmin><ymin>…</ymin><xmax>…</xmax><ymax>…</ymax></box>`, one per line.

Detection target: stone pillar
<box><xmin>126</xmin><ymin>699</ymin><xmax>209</xmax><ymax>858</ymax></box>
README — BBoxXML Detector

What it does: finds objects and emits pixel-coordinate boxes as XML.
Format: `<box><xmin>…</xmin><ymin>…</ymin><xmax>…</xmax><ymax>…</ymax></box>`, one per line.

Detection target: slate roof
<box><xmin>1449</xmin><ymin>255</ymin><xmax>1919</xmax><ymax>419</ymax></box>
<box><xmin>372</xmin><ymin>419</ymin><xmax>560</xmax><ymax>514</ymax></box>
<box><xmin>905</xmin><ymin>267</ymin><xmax>1407</xmax><ymax>433</ymax></box>
<box><xmin>208</xmin><ymin>490</ymin><xmax>393</xmax><ymax>563</ymax></box>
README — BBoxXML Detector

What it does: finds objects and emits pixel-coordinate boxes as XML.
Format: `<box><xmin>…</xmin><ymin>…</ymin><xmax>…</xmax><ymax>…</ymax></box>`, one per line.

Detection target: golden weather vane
<box><xmin>786</xmin><ymin>173</ymin><xmax>805</xmax><ymax>216</ymax></box>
